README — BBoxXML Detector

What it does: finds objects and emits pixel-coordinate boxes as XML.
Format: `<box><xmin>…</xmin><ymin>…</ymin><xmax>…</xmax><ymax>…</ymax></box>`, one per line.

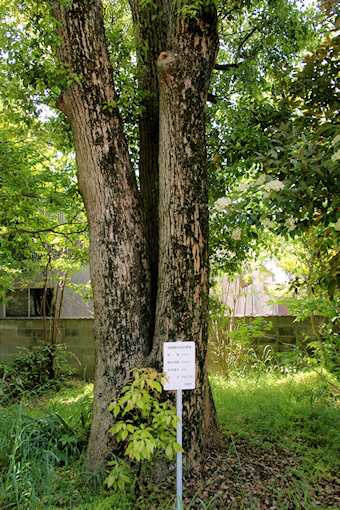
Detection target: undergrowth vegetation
<box><xmin>0</xmin><ymin>346</ymin><xmax>339</xmax><ymax>509</ymax></box>
<box><xmin>0</xmin><ymin>380</ymin><xmax>94</xmax><ymax>510</ymax></box>
<box><xmin>0</xmin><ymin>344</ymin><xmax>76</xmax><ymax>402</ymax></box>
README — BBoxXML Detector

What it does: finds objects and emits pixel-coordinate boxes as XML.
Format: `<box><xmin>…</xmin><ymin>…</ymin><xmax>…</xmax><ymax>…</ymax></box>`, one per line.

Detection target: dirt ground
<box><xmin>136</xmin><ymin>435</ymin><xmax>340</xmax><ymax>509</ymax></box>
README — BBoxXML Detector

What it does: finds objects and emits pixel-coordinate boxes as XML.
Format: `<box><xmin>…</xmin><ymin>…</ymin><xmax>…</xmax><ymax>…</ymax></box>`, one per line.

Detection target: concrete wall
<box><xmin>0</xmin><ymin>318</ymin><xmax>95</xmax><ymax>379</ymax></box>
<box><xmin>0</xmin><ymin>315</ymin><xmax>316</xmax><ymax>381</ymax></box>
<box><xmin>243</xmin><ymin>315</ymin><xmax>314</xmax><ymax>351</ymax></box>
<box><xmin>208</xmin><ymin>315</ymin><xmax>316</xmax><ymax>372</ymax></box>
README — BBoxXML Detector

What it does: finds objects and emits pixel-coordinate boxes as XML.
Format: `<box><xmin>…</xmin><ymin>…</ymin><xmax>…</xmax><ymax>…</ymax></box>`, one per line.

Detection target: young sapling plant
<box><xmin>105</xmin><ymin>368</ymin><xmax>182</xmax><ymax>491</ymax></box>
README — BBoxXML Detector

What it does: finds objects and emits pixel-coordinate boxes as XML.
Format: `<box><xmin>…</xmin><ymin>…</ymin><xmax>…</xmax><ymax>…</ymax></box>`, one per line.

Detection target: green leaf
<box><xmin>121</xmin><ymin>428</ymin><xmax>129</xmax><ymax>441</ymax></box>
<box><xmin>165</xmin><ymin>444</ymin><xmax>173</xmax><ymax>458</ymax></box>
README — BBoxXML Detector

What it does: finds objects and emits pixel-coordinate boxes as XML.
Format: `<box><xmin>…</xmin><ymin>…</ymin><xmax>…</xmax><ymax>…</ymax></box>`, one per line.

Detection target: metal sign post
<box><xmin>176</xmin><ymin>383</ymin><xmax>182</xmax><ymax>509</ymax></box>
<box><xmin>163</xmin><ymin>338</ymin><xmax>196</xmax><ymax>510</ymax></box>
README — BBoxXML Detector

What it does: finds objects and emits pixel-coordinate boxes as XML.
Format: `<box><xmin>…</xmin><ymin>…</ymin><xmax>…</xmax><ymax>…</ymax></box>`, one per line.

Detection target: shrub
<box><xmin>0</xmin><ymin>344</ymin><xmax>75</xmax><ymax>402</ymax></box>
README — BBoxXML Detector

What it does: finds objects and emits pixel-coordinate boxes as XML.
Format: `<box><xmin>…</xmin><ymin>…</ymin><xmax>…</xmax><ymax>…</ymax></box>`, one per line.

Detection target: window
<box><xmin>5</xmin><ymin>288</ymin><xmax>54</xmax><ymax>318</ymax></box>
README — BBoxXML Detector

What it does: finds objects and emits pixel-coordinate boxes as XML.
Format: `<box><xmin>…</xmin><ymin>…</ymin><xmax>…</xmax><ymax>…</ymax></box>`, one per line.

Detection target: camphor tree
<box><xmin>0</xmin><ymin>0</ymin><xmax>316</xmax><ymax>473</ymax></box>
<box><xmin>47</xmin><ymin>0</ymin><xmax>220</xmax><ymax>472</ymax></box>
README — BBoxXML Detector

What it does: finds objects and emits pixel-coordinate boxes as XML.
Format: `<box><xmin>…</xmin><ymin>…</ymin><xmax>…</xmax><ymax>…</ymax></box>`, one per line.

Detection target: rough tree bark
<box><xmin>50</xmin><ymin>0</ymin><xmax>151</xmax><ymax>466</ymax></box>
<box><xmin>148</xmin><ymin>3</ymin><xmax>221</xmax><ymax>461</ymax></box>
<box><xmin>50</xmin><ymin>0</ymin><xmax>222</xmax><ymax>472</ymax></box>
<box><xmin>129</xmin><ymin>0</ymin><xmax>168</xmax><ymax>343</ymax></box>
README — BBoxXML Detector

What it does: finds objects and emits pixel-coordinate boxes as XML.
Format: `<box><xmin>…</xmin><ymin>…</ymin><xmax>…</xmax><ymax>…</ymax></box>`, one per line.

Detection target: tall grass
<box><xmin>0</xmin><ymin>381</ymin><xmax>95</xmax><ymax>509</ymax></box>
<box><xmin>0</xmin><ymin>401</ymin><xmax>82</xmax><ymax>509</ymax></box>
<box><xmin>1</xmin><ymin>372</ymin><xmax>339</xmax><ymax>508</ymax></box>
<box><xmin>210</xmin><ymin>370</ymin><xmax>340</xmax><ymax>479</ymax></box>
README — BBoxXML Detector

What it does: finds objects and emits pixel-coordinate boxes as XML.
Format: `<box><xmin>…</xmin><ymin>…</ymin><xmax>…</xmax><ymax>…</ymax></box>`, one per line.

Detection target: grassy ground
<box><xmin>0</xmin><ymin>370</ymin><xmax>339</xmax><ymax>509</ymax></box>
<box><xmin>210</xmin><ymin>370</ymin><xmax>340</xmax><ymax>480</ymax></box>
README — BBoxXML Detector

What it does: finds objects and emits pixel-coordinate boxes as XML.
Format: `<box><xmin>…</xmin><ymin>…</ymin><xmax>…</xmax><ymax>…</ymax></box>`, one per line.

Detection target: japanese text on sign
<box><xmin>163</xmin><ymin>341</ymin><xmax>196</xmax><ymax>391</ymax></box>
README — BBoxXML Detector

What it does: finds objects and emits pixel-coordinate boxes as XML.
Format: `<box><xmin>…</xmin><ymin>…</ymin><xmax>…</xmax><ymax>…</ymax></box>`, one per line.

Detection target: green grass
<box><xmin>210</xmin><ymin>370</ymin><xmax>340</xmax><ymax>479</ymax></box>
<box><xmin>0</xmin><ymin>372</ymin><xmax>339</xmax><ymax>509</ymax></box>
<box><xmin>0</xmin><ymin>380</ymin><xmax>101</xmax><ymax>510</ymax></box>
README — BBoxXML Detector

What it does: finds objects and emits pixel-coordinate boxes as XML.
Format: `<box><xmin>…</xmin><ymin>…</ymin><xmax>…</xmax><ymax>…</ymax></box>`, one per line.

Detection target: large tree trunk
<box><xmin>147</xmin><ymin>4</ymin><xmax>222</xmax><ymax>458</ymax></box>
<box><xmin>50</xmin><ymin>0</ymin><xmax>151</xmax><ymax>471</ymax></box>
<box><xmin>50</xmin><ymin>0</ymin><xmax>222</xmax><ymax>473</ymax></box>
<box><xmin>129</xmin><ymin>0</ymin><xmax>169</xmax><ymax>343</ymax></box>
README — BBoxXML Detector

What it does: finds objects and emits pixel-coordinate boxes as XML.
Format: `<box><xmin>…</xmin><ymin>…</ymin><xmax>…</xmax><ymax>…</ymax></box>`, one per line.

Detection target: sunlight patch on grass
<box><xmin>210</xmin><ymin>370</ymin><xmax>340</xmax><ymax>479</ymax></box>
<box><xmin>47</xmin><ymin>381</ymin><xmax>94</xmax><ymax>405</ymax></box>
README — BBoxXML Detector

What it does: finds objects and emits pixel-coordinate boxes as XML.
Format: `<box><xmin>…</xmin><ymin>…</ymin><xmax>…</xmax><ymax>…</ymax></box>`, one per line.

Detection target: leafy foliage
<box><xmin>105</xmin><ymin>368</ymin><xmax>181</xmax><ymax>491</ymax></box>
<box><xmin>0</xmin><ymin>344</ymin><xmax>75</xmax><ymax>402</ymax></box>
<box><xmin>0</xmin><ymin>0</ymin><xmax>90</xmax><ymax>301</ymax></box>
<box><xmin>276</xmin><ymin>292</ymin><xmax>340</xmax><ymax>379</ymax></box>
<box><xmin>0</xmin><ymin>392</ymin><xmax>91</xmax><ymax>509</ymax></box>
<box><xmin>252</xmin><ymin>22</ymin><xmax>340</xmax><ymax>234</ymax></box>
<box><xmin>0</xmin><ymin>130</ymin><xmax>89</xmax><ymax>295</ymax></box>
<box><xmin>208</xmin><ymin>0</ymin><xmax>340</xmax><ymax>292</ymax></box>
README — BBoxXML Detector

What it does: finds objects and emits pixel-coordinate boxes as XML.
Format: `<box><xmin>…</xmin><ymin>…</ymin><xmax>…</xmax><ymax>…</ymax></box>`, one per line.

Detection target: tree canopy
<box><xmin>208</xmin><ymin>0</ymin><xmax>339</xmax><ymax>297</ymax></box>
<box><xmin>0</xmin><ymin>98</ymin><xmax>88</xmax><ymax>298</ymax></box>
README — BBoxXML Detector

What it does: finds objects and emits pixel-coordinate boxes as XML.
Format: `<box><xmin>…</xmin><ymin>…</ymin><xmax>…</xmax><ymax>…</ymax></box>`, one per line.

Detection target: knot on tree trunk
<box><xmin>157</xmin><ymin>50</ymin><xmax>181</xmax><ymax>82</ymax></box>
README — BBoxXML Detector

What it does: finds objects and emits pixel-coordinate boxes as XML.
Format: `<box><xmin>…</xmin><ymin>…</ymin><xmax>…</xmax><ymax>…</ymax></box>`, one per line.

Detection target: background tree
<box><xmin>0</xmin><ymin>115</ymin><xmax>88</xmax><ymax>302</ymax></box>
<box><xmin>209</xmin><ymin>0</ymin><xmax>339</xmax><ymax>297</ymax></box>
<box><xmin>0</xmin><ymin>4</ymin><xmax>88</xmax><ymax>298</ymax></box>
<box><xmin>207</xmin><ymin>0</ymin><xmax>318</xmax><ymax>273</ymax></box>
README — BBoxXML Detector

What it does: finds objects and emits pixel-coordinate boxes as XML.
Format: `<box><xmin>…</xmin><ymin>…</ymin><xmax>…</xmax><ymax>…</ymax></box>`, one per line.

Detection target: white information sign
<box><xmin>163</xmin><ymin>341</ymin><xmax>196</xmax><ymax>391</ymax></box>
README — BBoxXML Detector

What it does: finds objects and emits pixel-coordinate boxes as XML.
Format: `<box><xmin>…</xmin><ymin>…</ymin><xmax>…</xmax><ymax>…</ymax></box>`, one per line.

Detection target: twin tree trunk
<box><xmin>50</xmin><ymin>0</ymin><xmax>221</xmax><ymax>472</ymax></box>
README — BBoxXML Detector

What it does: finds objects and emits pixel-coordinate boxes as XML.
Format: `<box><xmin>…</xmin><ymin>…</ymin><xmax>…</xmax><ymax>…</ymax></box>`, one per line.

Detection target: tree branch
<box><xmin>0</xmin><ymin>222</ymin><xmax>88</xmax><ymax>238</ymax></box>
<box><xmin>214</xmin><ymin>63</ymin><xmax>240</xmax><ymax>71</ymax></box>
<box><xmin>237</xmin><ymin>26</ymin><xmax>258</xmax><ymax>57</ymax></box>
<box><xmin>218</xmin><ymin>5</ymin><xmax>243</xmax><ymax>22</ymax></box>
<box><xmin>207</xmin><ymin>92</ymin><xmax>218</xmax><ymax>104</ymax></box>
